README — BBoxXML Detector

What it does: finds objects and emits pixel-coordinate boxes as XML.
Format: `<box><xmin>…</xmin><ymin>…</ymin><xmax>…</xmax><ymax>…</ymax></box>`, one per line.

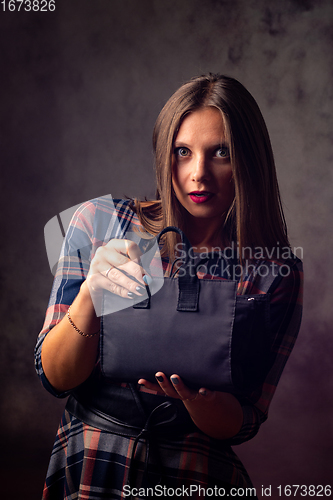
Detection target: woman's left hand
<box><xmin>138</xmin><ymin>372</ymin><xmax>213</xmax><ymax>402</ymax></box>
<box><xmin>139</xmin><ymin>372</ymin><xmax>243</xmax><ymax>440</ymax></box>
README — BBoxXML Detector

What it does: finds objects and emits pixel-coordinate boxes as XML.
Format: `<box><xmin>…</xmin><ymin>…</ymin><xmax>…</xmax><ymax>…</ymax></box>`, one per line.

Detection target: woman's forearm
<box><xmin>41</xmin><ymin>281</ymin><xmax>100</xmax><ymax>392</ymax></box>
<box><xmin>40</xmin><ymin>238</ymin><xmax>146</xmax><ymax>393</ymax></box>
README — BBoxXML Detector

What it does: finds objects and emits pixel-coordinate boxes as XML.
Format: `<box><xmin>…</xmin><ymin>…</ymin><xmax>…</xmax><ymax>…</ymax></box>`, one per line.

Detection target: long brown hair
<box><xmin>132</xmin><ymin>73</ymin><xmax>289</xmax><ymax>260</ymax></box>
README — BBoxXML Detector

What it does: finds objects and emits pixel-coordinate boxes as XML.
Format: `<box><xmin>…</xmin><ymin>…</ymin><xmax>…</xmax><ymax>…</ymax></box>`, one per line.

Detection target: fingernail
<box><xmin>199</xmin><ymin>389</ymin><xmax>207</xmax><ymax>396</ymax></box>
<box><xmin>171</xmin><ymin>377</ymin><xmax>179</xmax><ymax>385</ymax></box>
<box><xmin>143</xmin><ymin>275</ymin><xmax>152</xmax><ymax>286</ymax></box>
<box><xmin>127</xmin><ymin>292</ymin><xmax>134</xmax><ymax>298</ymax></box>
<box><xmin>136</xmin><ymin>286</ymin><xmax>145</xmax><ymax>294</ymax></box>
<box><xmin>156</xmin><ymin>375</ymin><xmax>164</xmax><ymax>382</ymax></box>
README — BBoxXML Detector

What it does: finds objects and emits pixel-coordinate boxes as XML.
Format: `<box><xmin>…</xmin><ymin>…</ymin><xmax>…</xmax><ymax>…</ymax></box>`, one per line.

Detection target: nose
<box><xmin>191</xmin><ymin>154</ymin><xmax>210</xmax><ymax>183</ymax></box>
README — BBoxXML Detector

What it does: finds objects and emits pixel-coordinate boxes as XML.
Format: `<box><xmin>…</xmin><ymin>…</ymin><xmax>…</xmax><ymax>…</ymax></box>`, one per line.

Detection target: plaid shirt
<box><xmin>35</xmin><ymin>196</ymin><xmax>303</xmax><ymax>499</ymax></box>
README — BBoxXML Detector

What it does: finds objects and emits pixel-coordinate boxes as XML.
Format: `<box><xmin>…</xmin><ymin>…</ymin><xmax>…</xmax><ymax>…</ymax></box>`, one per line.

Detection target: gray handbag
<box><xmin>100</xmin><ymin>227</ymin><xmax>274</xmax><ymax>394</ymax></box>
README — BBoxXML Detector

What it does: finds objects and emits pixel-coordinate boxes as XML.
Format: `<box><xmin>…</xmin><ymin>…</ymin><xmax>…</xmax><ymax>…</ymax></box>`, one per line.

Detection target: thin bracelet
<box><xmin>67</xmin><ymin>305</ymin><xmax>100</xmax><ymax>338</ymax></box>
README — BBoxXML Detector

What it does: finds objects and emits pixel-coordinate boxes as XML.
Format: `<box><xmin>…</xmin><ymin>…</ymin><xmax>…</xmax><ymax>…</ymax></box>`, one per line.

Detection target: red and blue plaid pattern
<box><xmin>35</xmin><ymin>197</ymin><xmax>303</xmax><ymax>499</ymax></box>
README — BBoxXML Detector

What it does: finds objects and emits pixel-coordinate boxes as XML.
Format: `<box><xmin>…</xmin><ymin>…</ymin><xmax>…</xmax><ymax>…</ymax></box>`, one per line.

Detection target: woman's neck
<box><xmin>183</xmin><ymin>216</ymin><xmax>226</xmax><ymax>253</ymax></box>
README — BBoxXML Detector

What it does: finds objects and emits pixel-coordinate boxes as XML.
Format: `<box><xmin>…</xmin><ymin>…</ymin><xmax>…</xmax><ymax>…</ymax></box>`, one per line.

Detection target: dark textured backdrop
<box><xmin>0</xmin><ymin>1</ymin><xmax>332</xmax><ymax>498</ymax></box>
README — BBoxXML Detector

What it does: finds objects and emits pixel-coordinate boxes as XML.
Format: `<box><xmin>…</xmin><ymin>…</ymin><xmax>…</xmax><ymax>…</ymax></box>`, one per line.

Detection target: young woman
<box><xmin>35</xmin><ymin>74</ymin><xmax>303</xmax><ymax>499</ymax></box>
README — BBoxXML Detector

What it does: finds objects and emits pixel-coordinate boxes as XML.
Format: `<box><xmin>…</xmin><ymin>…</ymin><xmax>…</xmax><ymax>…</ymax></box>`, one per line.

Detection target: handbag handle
<box><xmin>134</xmin><ymin>226</ymin><xmax>200</xmax><ymax>312</ymax></box>
<box><xmin>156</xmin><ymin>226</ymin><xmax>192</xmax><ymax>265</ymax></box>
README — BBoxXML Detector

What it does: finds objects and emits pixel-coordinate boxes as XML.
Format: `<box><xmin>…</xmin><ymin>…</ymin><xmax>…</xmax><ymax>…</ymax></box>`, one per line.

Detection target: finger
<box><xmin>117</xmin><ymin>260</ymin><xmax>148</xmax><ymax>286</ymax></box>
<box><xmin>87</xmin><ymin>272</ymin><xmax>140</xmax><ymax>299</ymax></box>
<box><xmin>110</xmin><ymin>240</ymin><xmax>152</xmax><ymax>285</ymax></box>
<box><xmin>154</xmin><ymin>372</ymin><xmax>180</xmax><ymax>399</ymax></box>
<box><xmin>123</xmin><ymin>239</ymin><xmax>143</xmax><ymax>262</ymax></box>
<box><xmin>103</xmin><ymin>265</ymin><xmax>146</xmax><ymax>296</ymax></box>
<box><xmin>198</xmin><ymin>388</ymin><xmax>215</xmax><ymax>401</ymax></box>
<box><xmin>103</xmin><ymin>249</ymin><xmax>148</xmax><ymax>286</ymax></box>
<box><xmin>93</xmin><ymin>241</ymin><xmax>150</xmax><ymax>287</ymax></box>
<box><xmin>109</xmin><ymin>239</ymin><xmax>142</xmax><ymax>262</ymax></box>
<box><xmin>102</xmin><ymin>247</ymin><xmax>136</xmax><ymax>270</ymax></box>
<box><xmin>138</xmin><ymin>379</ymin><xmax>165</xmax><ymax>395</ymax></box>
<box><xmin>169</xmin><ymin>375</ymin><xmax>199</xmax><ymax>401</ymax></box>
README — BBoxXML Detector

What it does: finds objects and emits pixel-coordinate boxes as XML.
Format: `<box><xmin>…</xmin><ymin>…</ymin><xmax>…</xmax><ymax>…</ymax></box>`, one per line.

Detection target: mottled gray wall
<box><xmin>1</xmin><ymin>0</ymin><xmax>332</xmax><ymax>498</ymax></box>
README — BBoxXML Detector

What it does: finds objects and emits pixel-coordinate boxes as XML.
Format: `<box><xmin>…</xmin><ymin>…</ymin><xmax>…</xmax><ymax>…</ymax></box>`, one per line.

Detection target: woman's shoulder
<box><xmin>258</xmin><ymin>254</ymin><xmax>303</xmax><ymax>279</ymax></box>
<box><xmin>261</xmin><ymin>256</ymin><xmax>303</xmax><ymax>308</ymax></box>
<box><xmin>56</xmin><ymin>196</ymin><xmax>142</xmax><ymax>267</ymax></box>
<box><xmin>68</xmin><ymin>196</ymin><xmax>142</xmax><ymax>238</ymax></box>
<box><xmin>73</xmin><ymin>196</ymin><xmax>134</xmax><ymax>222</ymax></box>
<box><xmin>239</xmin><ymin>254</ymin><xmax>303</xmax><ymax>298</ymax></box>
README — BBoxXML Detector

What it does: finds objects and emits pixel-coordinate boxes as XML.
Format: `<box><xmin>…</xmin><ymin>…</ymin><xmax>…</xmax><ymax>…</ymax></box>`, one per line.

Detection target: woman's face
<box><xmin>172</xmin><ymin>107</ymin><xmax>234</xmax><ymax>226</ymax></box>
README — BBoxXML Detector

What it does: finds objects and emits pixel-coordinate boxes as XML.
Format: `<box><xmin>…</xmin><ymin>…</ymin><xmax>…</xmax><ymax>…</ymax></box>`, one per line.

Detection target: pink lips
<box><xmin>189</xmin><ymin>191</ymin><xmax>214</xmax><ymax>204</ymax></box>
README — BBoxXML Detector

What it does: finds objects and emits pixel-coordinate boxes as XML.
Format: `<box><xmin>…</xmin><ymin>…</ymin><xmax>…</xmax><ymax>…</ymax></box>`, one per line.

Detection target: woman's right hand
<box><xmin>86</xmin><ymin>239</ymin><xmax>148</xmax><ymax>299</ymax></box>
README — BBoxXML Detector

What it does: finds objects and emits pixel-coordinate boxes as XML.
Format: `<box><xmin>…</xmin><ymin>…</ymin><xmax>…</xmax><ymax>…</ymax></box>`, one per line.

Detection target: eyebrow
<box><xmin>173</xmin><ymin>141</ymin><xmax>230</xmax><ymax>148</ymax></box>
